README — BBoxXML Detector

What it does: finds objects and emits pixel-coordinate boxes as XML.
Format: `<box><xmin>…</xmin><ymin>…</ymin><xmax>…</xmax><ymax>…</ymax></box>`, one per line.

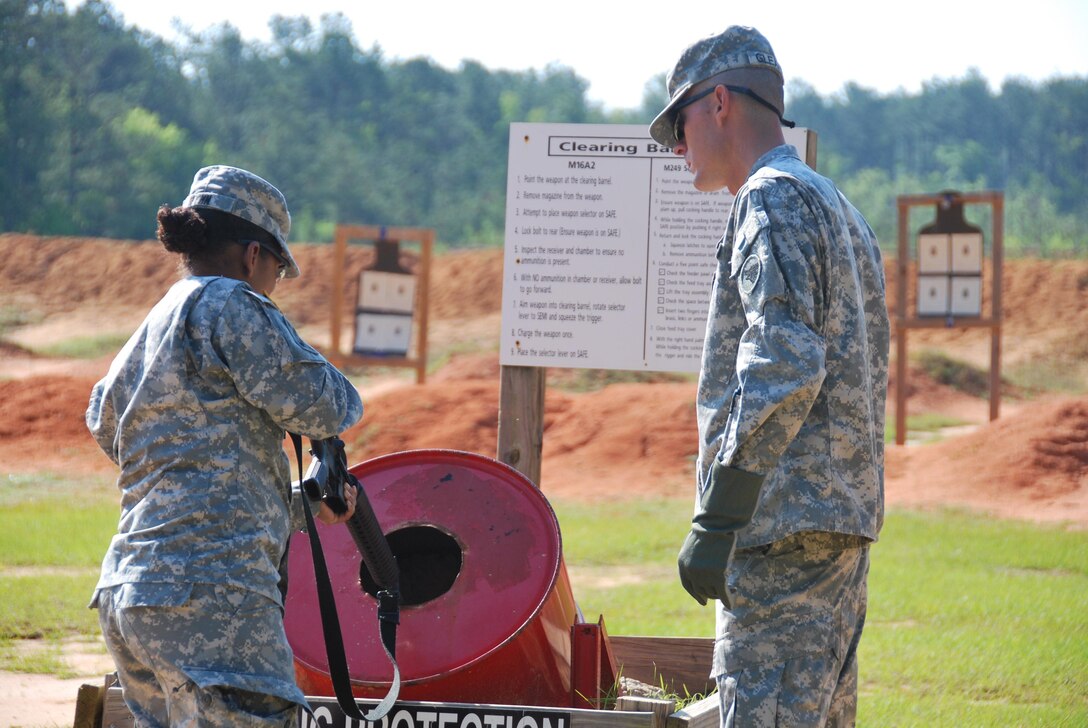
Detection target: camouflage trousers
<box><xmin>97</xmin><ymin>583</ymin><xmax>305</xmax><ymax>728</ymax></box>
<box><xmin>714</xmin><ymin>532</ymin><xmax>870</xmax><ymax>727</ymax></box>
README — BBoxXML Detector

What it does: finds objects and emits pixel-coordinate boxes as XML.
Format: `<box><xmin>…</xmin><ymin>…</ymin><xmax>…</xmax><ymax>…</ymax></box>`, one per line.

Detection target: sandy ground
<box><xmin>0</xmin><ymin>641</ymin><xmax>115</xmax><ymax>728</ymax></box>
<box><xmin>1</xmin><ymin>234</ymin><xmax>1085</xmax><ymax>726</ymax></box>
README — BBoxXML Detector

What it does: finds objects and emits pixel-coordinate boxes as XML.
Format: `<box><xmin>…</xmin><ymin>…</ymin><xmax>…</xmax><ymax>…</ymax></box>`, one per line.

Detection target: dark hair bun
<box><xmin>157</xmin><ymin>205</ymin><xmax>212</xmax><ymax>255</ymax></box>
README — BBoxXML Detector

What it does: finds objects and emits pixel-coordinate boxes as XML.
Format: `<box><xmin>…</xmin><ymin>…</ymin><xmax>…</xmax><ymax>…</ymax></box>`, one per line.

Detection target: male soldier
<box><xmin>649</xmin><ymin>27</ymin><xmax>890</xmax><ymax>727</ymax></box>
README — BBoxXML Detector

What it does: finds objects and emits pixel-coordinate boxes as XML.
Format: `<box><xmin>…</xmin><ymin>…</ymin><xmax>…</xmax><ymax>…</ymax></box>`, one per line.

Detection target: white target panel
<box><xmin>358</xmin><ymin>270</ymin><xmax>416</xmax><ymax>314</ymax></box>
<box><xmin>353</xmin><ymin>312</ymin><xmax>413</xmax><ymax>355</ymax></box>
<box><xmin>949</xmin><ymin>276</ymin><xmax>982</xmax><ymax>316</ymax></box>
<box><xmin>917</xmin><ymin>275</ymin><xmax>949</xmax><ymax>317</ymax></box>
<box><xmin>918</xmin><ymin>234</ymin><xmax>950</xmax><ymax>274</ymax></box>
<box><xmin>950</xmin><ymin>232</ymin><xmax>983</xmax><ymax>274</ymax></box>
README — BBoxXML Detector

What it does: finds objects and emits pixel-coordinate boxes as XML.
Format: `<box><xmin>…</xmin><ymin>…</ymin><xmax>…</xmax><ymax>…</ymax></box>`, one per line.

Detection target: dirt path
<box><xmin>0</xmin><ymin>639</ymin><xmax>115</xmax><ymax>728</ymax></box>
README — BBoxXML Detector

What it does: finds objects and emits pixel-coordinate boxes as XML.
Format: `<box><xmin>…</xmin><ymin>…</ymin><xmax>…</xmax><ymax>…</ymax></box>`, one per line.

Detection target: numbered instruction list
<box><xmin>501</xmin><ymin>122</ymin><xmax>810</xmax><ymax>372</ymax></box>
<box><xmin>500</xmin><ymin>122</ymin><xmax>729</xmax><ymax>373</ymax></box>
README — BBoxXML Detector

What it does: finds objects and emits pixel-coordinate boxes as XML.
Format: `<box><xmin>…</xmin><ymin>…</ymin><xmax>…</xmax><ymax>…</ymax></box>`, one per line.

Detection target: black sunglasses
<box><xmin>673</xmin><ymin>84</ymin><xmax>796</xmax><ymax>142</ymax></box>
<box><xmin>671</xmin><ymin>86</ymin><xmax>717</xmax><ymax>143</ymax></box>
<box><xmin>239</xmin><ymin>239</ymin><xmax>288</xmax><ymax>280</ymax></box>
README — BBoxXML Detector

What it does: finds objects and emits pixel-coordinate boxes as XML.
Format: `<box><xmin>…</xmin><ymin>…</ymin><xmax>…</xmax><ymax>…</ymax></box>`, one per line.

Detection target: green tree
<box><xmin>0</xmin><ymin>0</ymin><xmax>65</xmax><ymax>229</ymax></box>
<box><xmin>0</xmin><ymin>2</ymin><xmax>1084</xmax><ymax>251</ymax></box>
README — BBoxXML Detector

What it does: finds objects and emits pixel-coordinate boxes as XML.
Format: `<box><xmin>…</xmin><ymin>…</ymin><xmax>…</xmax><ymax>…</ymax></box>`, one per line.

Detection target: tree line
<box><xmin>2</xmin><ymin>0</ymin><xmax>1085</xmax><ymax>255</ymax></box>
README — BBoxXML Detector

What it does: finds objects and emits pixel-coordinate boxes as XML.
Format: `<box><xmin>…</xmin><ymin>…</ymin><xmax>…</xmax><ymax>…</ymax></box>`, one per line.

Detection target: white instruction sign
<box><xmin>500</xmin><ymin>122</ymin><xmax>810</xmax><ymax>372</ymax></box>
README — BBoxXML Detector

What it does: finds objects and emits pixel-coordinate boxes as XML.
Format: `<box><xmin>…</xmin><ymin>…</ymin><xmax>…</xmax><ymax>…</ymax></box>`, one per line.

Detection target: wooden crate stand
<box><xmin>83</xmin><ymin>634</ymin><xmax>717</xmax><ymax>728</ymax></box>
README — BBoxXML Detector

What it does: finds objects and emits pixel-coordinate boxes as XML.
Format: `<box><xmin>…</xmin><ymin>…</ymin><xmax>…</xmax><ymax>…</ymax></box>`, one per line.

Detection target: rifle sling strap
<box><xmin>290</xmin><ymin>432</ymin><xmax>401</xmax><ymax>723</ymax></box>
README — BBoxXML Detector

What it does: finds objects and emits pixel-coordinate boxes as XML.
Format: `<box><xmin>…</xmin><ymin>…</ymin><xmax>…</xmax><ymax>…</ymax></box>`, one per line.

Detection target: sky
<box><xmin>78</xmin><ymin>0</ymin><xmax>1088</xmax><ymax>110</ymax></box>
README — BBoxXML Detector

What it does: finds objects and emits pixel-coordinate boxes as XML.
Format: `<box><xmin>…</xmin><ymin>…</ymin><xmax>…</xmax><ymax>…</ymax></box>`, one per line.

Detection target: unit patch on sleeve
<box><xmin>739</xmin><ymin>254</ymin><xmax>762</xmax><ymax>295</ymax></box>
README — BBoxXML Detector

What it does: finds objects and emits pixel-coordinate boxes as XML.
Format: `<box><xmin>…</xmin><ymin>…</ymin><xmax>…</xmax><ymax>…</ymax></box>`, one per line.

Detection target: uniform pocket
<box><xmin>209</xmin><ymin>584</ymin><xmax>280</xmax><ymax>619</ymax></box>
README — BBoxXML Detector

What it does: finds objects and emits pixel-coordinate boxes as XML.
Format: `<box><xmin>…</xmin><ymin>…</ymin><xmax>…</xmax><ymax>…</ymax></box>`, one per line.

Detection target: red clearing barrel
<box><xmin>285</xmin><ymin>449</ymin><xmax>580</xmax><ymax>707</ymax></box>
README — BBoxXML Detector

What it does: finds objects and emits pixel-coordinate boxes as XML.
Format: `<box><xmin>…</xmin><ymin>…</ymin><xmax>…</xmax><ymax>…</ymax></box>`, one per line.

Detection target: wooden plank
<box><xmin>616</xmin><ymin>696</ymin><xmax>675</xmax><ymax>728</ymax></box>
<box><xmin>666</xmin><ymin>693</ymin><xmax>719</xmax><ymax>728</ymax></box>
<box><xmin>895</xmin><ymin>324</ymin><xmax>908</xmax><ymax>446</ymax></box>
<box><xmin>803</xmin><ymin>129</ymin><xmax>818</xmax><ymax>170</ymax></box>
<box><xmin>330</xmin><ymin>224</ymin><xmax>349</xmax><ymax>358</ymax></box>
<box><xmin>103</xmin><ymin>686</ymin><xmax>135</xmax><ymax>728</ymax></box>
<box><xmin>896</xmin><ymin>190</ymin><xmax>1001</xmax><ymax>206</ymax></box>
<box><xmin>105</xmin><ymin>687</ymin><xmax>658</xmax><ymax>727</ymax></box>
<box><xmin>610</xmin><ymin>635</ymin><xmax>715</xmax><ymax>698</ymax></box>
<box><xmin>497</xmin><ymin>364</ymin><xmax>546</xmax><ymax>486</ymax></box>
<box><xmin>895</xmin><ymin>197</ymin><xmax>910</xmax><ymax>446</ymax></box>
<box><xmin>301</xmin><ymin>695</ymin><xmax>656</xmax><ymax>728</ymax></box>
<box><xmin>989</xmin><ymin>192</ymin><xmax>1003</xmax><ymax>423</ymax></box>
<box><xmin>414</xmin><ymin>228</ymin><xmax>434</xmax><ymax>385</ymax></box>
<box><xmin>895</xmin><ymin>316</ymin><xmax>1000</xmax><ymax>330</ymax></box>
<box><xmin>570</xmin><ymin>709</ymin><xmax>654</xmax><ymax>727</ymax></box>
<box><xmin>72</xmin><ymin>682</ymin><xmax>104</xmax><ymax>728</ymax></box>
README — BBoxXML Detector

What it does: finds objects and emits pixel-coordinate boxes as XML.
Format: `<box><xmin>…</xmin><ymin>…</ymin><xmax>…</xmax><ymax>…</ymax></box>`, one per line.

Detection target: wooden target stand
<box><xmin>893</xmin><ymin>191</ymin><xmax>1004</xmax><ymax>445</ymax></box>
<box><xmin>328</xmin><ymin>225</ymin><xmax>433</xmax><ymax>384</ymax></box>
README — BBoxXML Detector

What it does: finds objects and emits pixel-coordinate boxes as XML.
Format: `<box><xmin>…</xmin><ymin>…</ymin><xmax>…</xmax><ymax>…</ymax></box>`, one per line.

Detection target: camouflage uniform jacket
<box><xmin>696</xmin><ymin>144</ymin><xmax>889</xmax><ymax>548</ymax></box>
<box><xmin>87</xmin><ymin>276</ymin><xmax>364</xmax><ymax>608</ymax></box>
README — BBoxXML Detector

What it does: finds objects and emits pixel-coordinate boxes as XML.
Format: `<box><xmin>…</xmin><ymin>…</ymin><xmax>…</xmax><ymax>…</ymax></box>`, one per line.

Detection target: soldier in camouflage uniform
<box><xmin>649</xmin><ymin>27</ymin><xmax>890</xmax><ymax>727</ymax></box>
<box><xmin>86</xmin><ymin>166</ymin><xmax>364</xmax><ymax>727</ymax></box>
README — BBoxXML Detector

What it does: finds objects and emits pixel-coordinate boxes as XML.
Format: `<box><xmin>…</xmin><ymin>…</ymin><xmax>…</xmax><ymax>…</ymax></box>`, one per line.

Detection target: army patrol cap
<box><xmin>650</xmin><ymin>25</ymin><xmax>792</xmax><ymax>148</ymax></box>
<box><xmin>182</xmin><ymin>165</ymin><xmax>300</xmax><ymax>279</ymax></box>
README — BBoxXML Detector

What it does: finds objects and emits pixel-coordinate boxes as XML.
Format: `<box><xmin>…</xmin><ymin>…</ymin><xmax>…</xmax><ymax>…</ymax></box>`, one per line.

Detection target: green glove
<box><xmin>678</xmin><ymin>461</ymin><xmax>764</xmax><ymax>606</ymax></box>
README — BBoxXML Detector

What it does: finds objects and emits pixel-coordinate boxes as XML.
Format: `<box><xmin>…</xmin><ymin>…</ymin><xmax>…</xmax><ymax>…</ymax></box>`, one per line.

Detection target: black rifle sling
<box><xmin>290</xmin><ymin>432</ymin><xmax>400</xmax><ymax>722</ymax></box>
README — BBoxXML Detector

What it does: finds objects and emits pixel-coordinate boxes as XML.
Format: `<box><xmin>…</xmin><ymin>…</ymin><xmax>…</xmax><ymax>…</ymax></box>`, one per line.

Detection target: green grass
<box><xmin>547</xmin><ymin>368</ymin><xmax>695</xmax><ymax>393</ymax></box>
<box><xmin>860</xmin><ymin>510</ymin><xmax>1088</xmax><ymax>726</ymax></box>
<box><xmin>553</xmin><ymin>500</ymin><xmax>1088</xmax><ymax>726</ymax></box>
<box><xmin>424</xmin><ymin>337</ymin><xmax>498</xmax><ymax>376</ymax></box>
<box><xmin>4</xmin><ymin>472</ymin><xmax>1087</xmax><ymax>725</ymax></box>
<box><xmin>884</xmin><ymin>411</ymin><xmax>974</xmax><ymax>444</ymax></box>
<box><xmin>914</xmin><ymin>345</ymin><xmax>1088</xmax><ymax>399</ymax></box>
<box><xmin>0</xmin><ymin>305</ymin><xmax>42</xmax><ymax>337</ymax></box>
<box><xmin>32</xmin><ymin>332</ymin><xmax>132</xmax><ymax>359</ymax></box>
<box><xmin>0</xmin><ymin>472</ymin><xmax>117</xmax><ymax>671</ymax></box>
<box><xmin>0</xmin><ymin>498</ymin><xmax>118</xmax><ymax>568</ymax></box>
<box><xmin>0</xmin><ymin>573</ymin><xmax>104</xmax><ymax>640</ymax></box>
<box><xmin>557</xmin><ymin>499</ymin><xmax>708</xmax><ymax>637</ymax></box>
<box><xmin>914</xmin><ymin>348</ymin><xmax>995</xmax><ymax>397</ymax></box>
<box><xmin>1006</xmin><ymin>336</ymin><xmax>1088</xmax><ymax>395</ymax></box>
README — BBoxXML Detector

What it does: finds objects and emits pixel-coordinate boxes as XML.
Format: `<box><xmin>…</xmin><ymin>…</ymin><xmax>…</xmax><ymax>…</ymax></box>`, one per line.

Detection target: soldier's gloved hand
<box><xmin>678</xmin><ymin>461</ymin><xmax>764</xmax><ymax>607</ymax></box>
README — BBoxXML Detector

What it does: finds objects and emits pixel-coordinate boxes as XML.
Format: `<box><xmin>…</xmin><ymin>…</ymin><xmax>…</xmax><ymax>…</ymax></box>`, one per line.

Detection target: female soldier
<box><xmin>87</xmin><ymin>165</ymin><xmax>363</xmax><ymax>727</ymax></box>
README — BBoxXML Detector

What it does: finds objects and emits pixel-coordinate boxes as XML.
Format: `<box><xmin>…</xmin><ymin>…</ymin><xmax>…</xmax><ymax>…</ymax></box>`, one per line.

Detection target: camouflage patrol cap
<box><xmin>649</xmin><ymin>26</ymin><xmax>785</xmax><ymax>148</ymax></box>
<box><xmin>181</xmin><ymin>165</ymin><xmax>300</xmax><ymax>279</ymax></box>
